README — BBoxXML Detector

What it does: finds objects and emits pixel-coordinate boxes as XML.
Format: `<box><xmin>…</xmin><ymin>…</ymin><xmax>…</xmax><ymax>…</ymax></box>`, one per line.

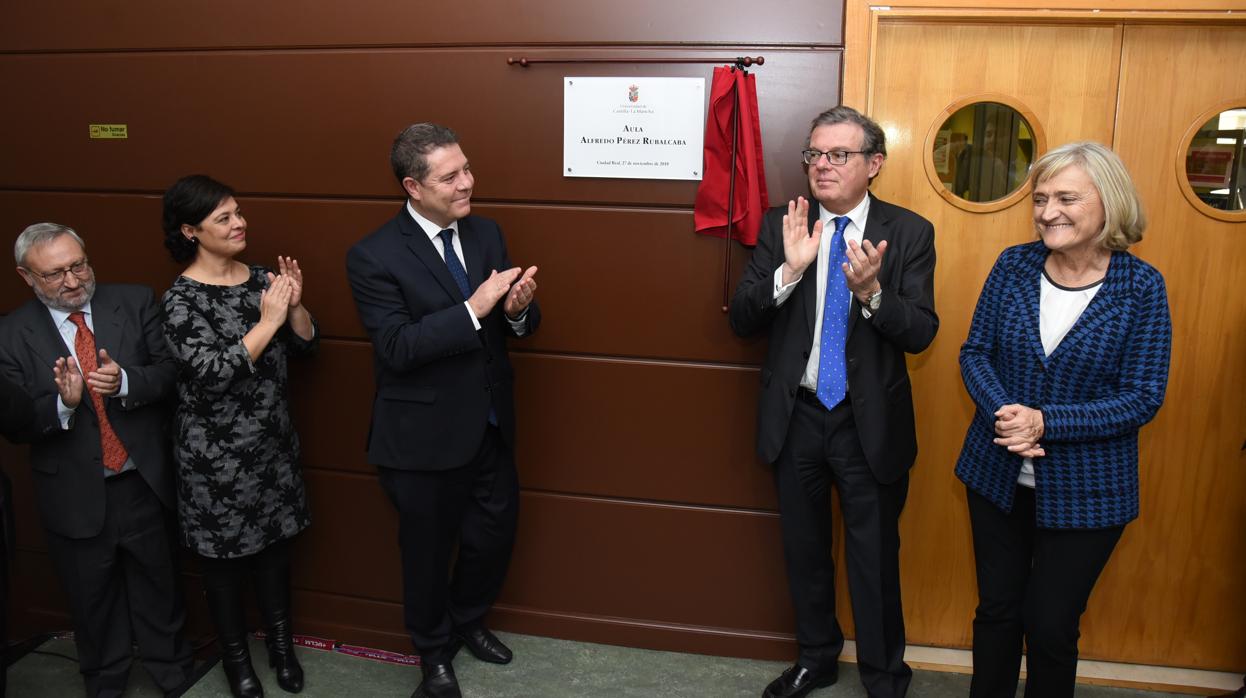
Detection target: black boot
<box><xmin>255</xmin><ymin>557</ymin><xmax>303</xmax><ymax>693</ymax></box>
<box><xmin>204</xmin><ymin>584</ymin><xmax>263</xmax><ymax>698</ymax></box>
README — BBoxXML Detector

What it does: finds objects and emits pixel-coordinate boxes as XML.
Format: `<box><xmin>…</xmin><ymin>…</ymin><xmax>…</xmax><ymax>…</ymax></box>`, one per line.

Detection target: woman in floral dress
<box><xmin>161</xmin><ymin>174</ymin><xmax>315</xmax><ymax>697</ymax></box>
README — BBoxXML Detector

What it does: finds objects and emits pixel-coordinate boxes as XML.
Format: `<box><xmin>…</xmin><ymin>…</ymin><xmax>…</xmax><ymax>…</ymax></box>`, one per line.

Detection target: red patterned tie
<box><xmin>68</xmin><ymin>312</ymin><xmax>128</xmax><ymax>472</ymax></box>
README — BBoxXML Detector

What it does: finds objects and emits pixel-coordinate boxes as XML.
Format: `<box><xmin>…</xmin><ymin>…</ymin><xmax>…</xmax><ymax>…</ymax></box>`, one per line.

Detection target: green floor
<box><xmin>7</xmin><ymin>632</ymin><xmax>1190</xmax><ymax>697</ymax></box>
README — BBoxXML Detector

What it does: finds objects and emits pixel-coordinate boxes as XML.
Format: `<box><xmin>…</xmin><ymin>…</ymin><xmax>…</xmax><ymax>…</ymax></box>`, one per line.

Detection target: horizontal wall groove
<box><xmin>494</xmin><ymin>602</ymin><xmax>794</xmax><ymax>642</ymax></box>
<box><xmin>511</xmin><ymin>349</ymin><xmax>762</xmax><ymax>371</ymax></box>
<box><xmin>0</xmin><ymin>42</ymin><xmax>842</xmax><ymax>57</ymax></box>
<box><xmin>520</xmin><ymin>488</ymin><xmax>778</xmax><ymax>517</ymax></box>
<box><xmin>302</xmin><ymin>343</ymin><xmax>763</xmax><ymax>367</ymax></box>
<box><xmin>0</xmin><ymin>187</ymin><xmax>702</xmax><ymax>214</ymax></box>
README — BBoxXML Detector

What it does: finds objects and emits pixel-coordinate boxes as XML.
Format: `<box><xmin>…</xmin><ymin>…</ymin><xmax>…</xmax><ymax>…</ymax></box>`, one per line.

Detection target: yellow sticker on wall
<box><xmin>89</xmin><ymin>124</ymin><xmax>128</xmax><ymax>139</ymax></box>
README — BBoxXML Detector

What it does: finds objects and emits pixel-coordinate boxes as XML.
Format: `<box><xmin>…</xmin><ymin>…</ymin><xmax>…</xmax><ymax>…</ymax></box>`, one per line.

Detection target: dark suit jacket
<box><xmin>730</xmin><ymin>193</ymin><xmax>938</xmax><ymax>483</ymax></box>
<box><xmin>0</xmin><ymin>374</ymin><xmax>35</xmax><ymax>561</ymax></box>
<box><xmin>346</xmin><ymin>208</ymin><xmax>540</xmax><ymax>471</ymax></box>
<box><xmin>0</xmin><ymin>284</ymin><xmax>178</xmax><ymax>539</ymax></box>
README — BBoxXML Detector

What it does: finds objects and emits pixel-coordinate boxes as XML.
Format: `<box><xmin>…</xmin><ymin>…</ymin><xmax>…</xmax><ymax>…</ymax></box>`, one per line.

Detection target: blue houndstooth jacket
<box><xmin>955</xmin><ymin>241</ymin><xmax>1171</xmax><ymax>529</ymax></box>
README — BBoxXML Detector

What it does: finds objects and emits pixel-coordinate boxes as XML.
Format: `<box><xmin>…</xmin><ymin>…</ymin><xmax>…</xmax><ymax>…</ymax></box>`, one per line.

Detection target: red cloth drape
<box><xmin>694</xmin><ymin>66</ymin><xmax>768</xmax><ymax>246</ymax></box>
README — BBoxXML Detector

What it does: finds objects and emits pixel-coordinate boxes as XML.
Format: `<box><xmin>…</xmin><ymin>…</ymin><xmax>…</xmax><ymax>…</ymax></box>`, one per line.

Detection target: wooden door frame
<box><xmin>843</xmin><ymin>0</ymin><xmax>1246</xmax><ymax>112</ymax></box>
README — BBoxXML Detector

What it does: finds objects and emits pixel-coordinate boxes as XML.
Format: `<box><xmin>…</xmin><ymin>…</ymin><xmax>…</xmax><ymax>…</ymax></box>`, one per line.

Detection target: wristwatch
<box><xmin>867</xmin><ymin>288</ymin><xmax>883</xmax><ymax>312</ymax></box>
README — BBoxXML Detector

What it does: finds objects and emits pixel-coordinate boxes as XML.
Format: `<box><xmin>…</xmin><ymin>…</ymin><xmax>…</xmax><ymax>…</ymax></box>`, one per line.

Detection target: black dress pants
<box><xmin>775</xmin><ymin>392</ymin><xmax>912</xmax><ymax>698</ymax></box>
<box><xmin>967</xmin><ymin>485</ymin><xmax>1124</xmax><ymax>698</ymax></box>
<box><xmin>377</xmin><ymin>425</ymin><xmax>519</xmax><ymax>661</ymax></box>
<box><xmin>42</xmin><ymin>471</ymin><xmax>192</xmax><ymax>698</ymax></box>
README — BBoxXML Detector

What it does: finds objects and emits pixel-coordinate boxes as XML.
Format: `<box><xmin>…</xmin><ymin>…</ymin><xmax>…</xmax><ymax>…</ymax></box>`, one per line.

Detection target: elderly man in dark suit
<box><xmin>346</xmin><ymin>123</ymin><xmax>539</xmax><ymax>698</ymax></box>
<box><xmin>0</xmin><ymin>223</ymin><xmax>191</xmax><ymax>698</ymax></box>
<box><xmin>730</xmin><ymin>106</ymin><xmax>938</xmax><ymax>698</ymax></box>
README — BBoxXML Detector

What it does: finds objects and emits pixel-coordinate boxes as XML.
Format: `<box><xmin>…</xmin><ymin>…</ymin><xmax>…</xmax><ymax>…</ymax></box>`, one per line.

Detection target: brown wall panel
<box><xmin>291</xmin><ymin>344</ymin><xmax>770</xmax><ymax>507</ymax></box>
<box><xmin>0</xmin><ymin>192</ymin><xmax>768</xmax><ymax>364</ymax></box>
<box><xmin>1</xmin><ymin>0</ymin><xmax>843</xmax><ymax>52</ymax></box>
<box><xmin>498</xmin><ymin>492</ymin><xmax>791</xmax><ymax>636</ymax></box>
<box><xmin>0</xmin><ymin>49</ymin><xmax>839</xmax><ymax>206</ymax></box>
<box><xmin>290</xmin><ymin>473</ymin><xmax>793</xmax><ymax>651</ymax></box>
<box><xmin>512</xmin><ymin>353</ymin><xmax>773</xmax><ymax>509</ymax></box>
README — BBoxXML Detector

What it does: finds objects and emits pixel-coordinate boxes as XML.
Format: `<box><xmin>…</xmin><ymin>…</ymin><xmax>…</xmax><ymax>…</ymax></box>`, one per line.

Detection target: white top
<box><xmin>771</xmin><ymin>194</ymin><xmax>872</xmax><ymax>392</ymax></box>
<box><xmin>1018</xmin><ymin>270</ymin><xmax>1103</xmax><ymax>488</ymax></box>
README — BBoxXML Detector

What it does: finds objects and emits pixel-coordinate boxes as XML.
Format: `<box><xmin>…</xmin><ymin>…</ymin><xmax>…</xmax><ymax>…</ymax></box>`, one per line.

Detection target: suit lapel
<box><xmin>19</xmin><ymin>301</ymin><xmax>70</xmax><ymax>369</ymax></box>
<box><xmin>17</xmin><ymin>299</ymin><xmax>98</xmax><ymax>416</ymax></box>
<box><xmin>90</xmin><ymin>287</ymin><xmax>126</xmax><ymax>365</ymax></box>
<box><xmin>1012</xmin><ymin>243</ymin><xmax>1049</xmax><ymax>365</ymax></box>
<box><xmin>459</xmin><ymin>217</ymin><xmax>485</xmax><ymax>292</ymax></box>
<box><xmin>801</xmin><ymin>204</ymin><xmax>820</xmax><ymax>340</ymax></box>
<box><xmin>399</xmin><ymin>211</ymin><xmax>465</xmax><ymax>302</ymax></box>
<box><xmin>849</xmin><ymin>194</ymin><xmax>890</xmax><ymax>337</ymax></box>
<box><xmin>1046</xmin><ymin>251</ymin><xmax>1126</xmax><ymax>363</ymax></box>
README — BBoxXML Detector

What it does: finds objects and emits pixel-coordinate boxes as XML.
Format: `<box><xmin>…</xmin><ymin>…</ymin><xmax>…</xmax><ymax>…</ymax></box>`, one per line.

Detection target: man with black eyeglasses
<box><xmin>0</xmin><ymin>223</ymin><xmax>191</xmax><ymax>698</ymax></box>
<box><xmin>730</xmin><ymin>106</ymin><xmax>938</xmax><ymax>698</ymax></box>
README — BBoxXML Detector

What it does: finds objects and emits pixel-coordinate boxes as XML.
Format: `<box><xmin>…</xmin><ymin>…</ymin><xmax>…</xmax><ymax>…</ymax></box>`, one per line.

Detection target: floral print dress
<box><xmin>162</xmin><ymin>265</ymin><xmax>315</xmax><ymax>558</ymax></box>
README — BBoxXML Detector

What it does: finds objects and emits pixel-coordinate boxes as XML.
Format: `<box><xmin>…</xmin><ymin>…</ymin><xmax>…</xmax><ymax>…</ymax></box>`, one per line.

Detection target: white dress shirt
<box><xmin>405</xmin><ymin>202</ymin><xmax>529</xmax><ymax>336</ymax></box>
<box><xmin>46</xmin><ymin>301</ymin><xmax>135</xmax><ymax>473</ymax></box>
<box><xmin>772</xmin><ymin>194</ymin><xmax>872</xmax><ymax>392</ymax></box>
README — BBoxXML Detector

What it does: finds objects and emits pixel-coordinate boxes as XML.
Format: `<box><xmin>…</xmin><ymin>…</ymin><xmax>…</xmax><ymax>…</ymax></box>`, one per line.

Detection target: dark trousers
<box><xmin>377</xmin><ymin>425</ymin><xmax>519</xmax><ymax>661</ymax></box>
<box><xmin>42</xmin><ymin>471</ymin><xmax>192</xmax><ymax>698</ymax></box>
<box><xmin>775</xmin><ymin>392</ymin><xmax>911</xmax><ymax>698</ymax></box>
<box><xmin>967</xmin><ymin>486</ymin><xmax>1124</xmax><ymax>698</ymax></box>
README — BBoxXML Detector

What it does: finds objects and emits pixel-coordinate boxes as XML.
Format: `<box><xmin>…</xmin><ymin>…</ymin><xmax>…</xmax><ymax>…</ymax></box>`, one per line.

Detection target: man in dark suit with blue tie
<box><xmin>346</xmin><ymin>123</ymin><xmax>539</xmax><ymax>698</ymax></box>
<box><xmin>730</xmin><ymin>106</ymin><xmax>938</xmax><ymax>698</ymax></box>
<box><xmin>0</xmin><ymin>223</ymin><xmax>192</xmax><ymax>697</ymax></box>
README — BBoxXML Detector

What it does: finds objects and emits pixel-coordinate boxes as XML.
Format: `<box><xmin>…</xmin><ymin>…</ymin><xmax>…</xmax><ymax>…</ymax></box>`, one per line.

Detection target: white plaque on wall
<box><xmin>563</xmin><ymin>77</ymin><xmax>705</xmax><ymax>181</ymax></box>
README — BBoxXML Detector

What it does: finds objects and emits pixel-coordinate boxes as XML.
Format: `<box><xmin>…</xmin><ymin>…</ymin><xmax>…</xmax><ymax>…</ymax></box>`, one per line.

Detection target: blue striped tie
<box><xmin>438</xmin><ymin>229</ymin><xmax>471</xmax><ymax>298</ymax></box>
<box><xmin>816</xmin><ymin>216</ymin><xmax>852</xmax><ymax>409</ymax></box>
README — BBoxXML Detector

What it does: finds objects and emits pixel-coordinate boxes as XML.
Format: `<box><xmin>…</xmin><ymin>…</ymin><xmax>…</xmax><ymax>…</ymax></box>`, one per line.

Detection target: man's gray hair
<box><xmin>14</xmin><ymin>222</ymin><xmax>85</xmax><ymax>266</ymax></box>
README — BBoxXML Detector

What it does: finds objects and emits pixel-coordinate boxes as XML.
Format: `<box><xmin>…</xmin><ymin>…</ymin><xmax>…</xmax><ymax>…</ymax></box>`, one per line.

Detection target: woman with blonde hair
<box><xmin>956</xmin><ymin>142</ymin><xmax>1171</xmax><ymax>697</ymax></box>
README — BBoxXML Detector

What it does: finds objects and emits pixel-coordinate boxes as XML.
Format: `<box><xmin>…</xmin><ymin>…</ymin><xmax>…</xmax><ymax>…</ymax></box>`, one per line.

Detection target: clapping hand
<box><xmin>260</xmin><ymin>273</ymin><xmax>293</xmax><ymax>329</ymax></box>
<box><xmin>52</xmin><ymin>356</ymin><xmax>84</xmax><ymax>408</ymax></box>
<box><xmin>844</xmin><ymin>238</ymin><xmax>887</xmax><ymax>301</ymax></box>
<box><xmin>86</xmin><ymin>349</ymin><xmax>121</xmax><ymax>396</ymax></box>
<box><xmin>504</xmin><ymin>266</ymin><xmax>538</xmax><ymax>319</ymax></box>
<box><xmin>781</xmin><ymin>197</ymin><xmax>822</xmax><ymax>285</ymax></box>
<box><xmin>276</xmin><ymin>256</ymin><xmax>303</xmax><ymax>307</ymax></box>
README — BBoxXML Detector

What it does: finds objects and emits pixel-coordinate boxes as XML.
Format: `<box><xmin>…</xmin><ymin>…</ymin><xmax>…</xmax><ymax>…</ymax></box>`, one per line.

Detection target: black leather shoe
<box><xmin>454</xmin><ymin>627</ymin><xmax>513</xmax><ymax>664</ymax></box>
<box><xmin>762</xmin><ymin>663</ymin><xmax>838</xmax><ymax>698</ymax></box>
<box><xmin>412</xmin><ymin>662</ymin><xmax>461</xmax><ymax>698</ymax></box>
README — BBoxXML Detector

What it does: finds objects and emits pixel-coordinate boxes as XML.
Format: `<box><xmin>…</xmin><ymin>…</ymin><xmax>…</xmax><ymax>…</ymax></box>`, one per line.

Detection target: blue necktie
<box><xmin>439</xmin><ymin>228</ymin><xmax>498</xmax><ymax>426</ymax></box>
<box><xmin>816</xmin><ymin>216</ymin><xmax>852</xmax><ymax>410</ymax></box>
<box><xmin>438</xmin><ymin>229</ymin><xmax>471</xmax><ymax>298</ymax></box>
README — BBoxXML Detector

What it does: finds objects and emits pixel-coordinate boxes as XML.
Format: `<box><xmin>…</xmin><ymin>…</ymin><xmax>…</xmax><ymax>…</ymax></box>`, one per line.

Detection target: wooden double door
<box><xmin>867</xmin><ymin>18</ymin><xmax>1246</xmax><ymax>670</ymax></box>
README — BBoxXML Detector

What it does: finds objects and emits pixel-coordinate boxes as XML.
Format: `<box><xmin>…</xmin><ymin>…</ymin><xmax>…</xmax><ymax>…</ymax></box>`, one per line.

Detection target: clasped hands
<box><xmin>994</xmin><ymin>404</ymin><xmax>1045</xmax><ymax>458</ymax></box>
<box><xmin>779</xmin><ymin>196</ymin><xmax>887</xmax><ymax>302</ymax></box>
<box><xmin>53</xmin><ymin>349</ymin><xmax>120</xmax><ymax>408</ymax></box>
<box><xmin>470</xmin><ymin>266</ymin><xmax>539</xmax><ymax>320</ymax></box>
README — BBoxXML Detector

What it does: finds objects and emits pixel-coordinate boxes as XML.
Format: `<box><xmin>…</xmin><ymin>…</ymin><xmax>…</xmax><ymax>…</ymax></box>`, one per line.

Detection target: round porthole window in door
<box><xmin>924</xmin><ymin>96</ymin><xmax>1045</xmax><ymax>213</ymax></box>
<box><xmin>1177</xmin><ymin>101</ymin><xmax>1246</xmax><ymax>222</ymax></box>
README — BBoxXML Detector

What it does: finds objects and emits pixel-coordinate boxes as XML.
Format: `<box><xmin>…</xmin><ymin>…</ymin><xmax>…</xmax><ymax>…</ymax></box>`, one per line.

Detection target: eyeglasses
<box><xmin>802</xmin><ymin>149</ymin><xmax>870</xmax><ymax>166</ymax></box>
<box><xmin>25</xmin><ymin>258</ymin><xmax>91</xmax><ymax>284</ymax></box>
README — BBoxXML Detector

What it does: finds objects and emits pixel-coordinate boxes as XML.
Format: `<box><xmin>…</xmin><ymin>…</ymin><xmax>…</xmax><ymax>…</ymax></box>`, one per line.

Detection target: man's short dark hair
<box><xmin>391</xmin><ymin>123</ymin><xmax>459</xmax><ymax>187</ymax></box>
<box><xmin>807</xmin><ymin>105</ymin><xmax>887</xmax><ymax>157</ymax></box>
